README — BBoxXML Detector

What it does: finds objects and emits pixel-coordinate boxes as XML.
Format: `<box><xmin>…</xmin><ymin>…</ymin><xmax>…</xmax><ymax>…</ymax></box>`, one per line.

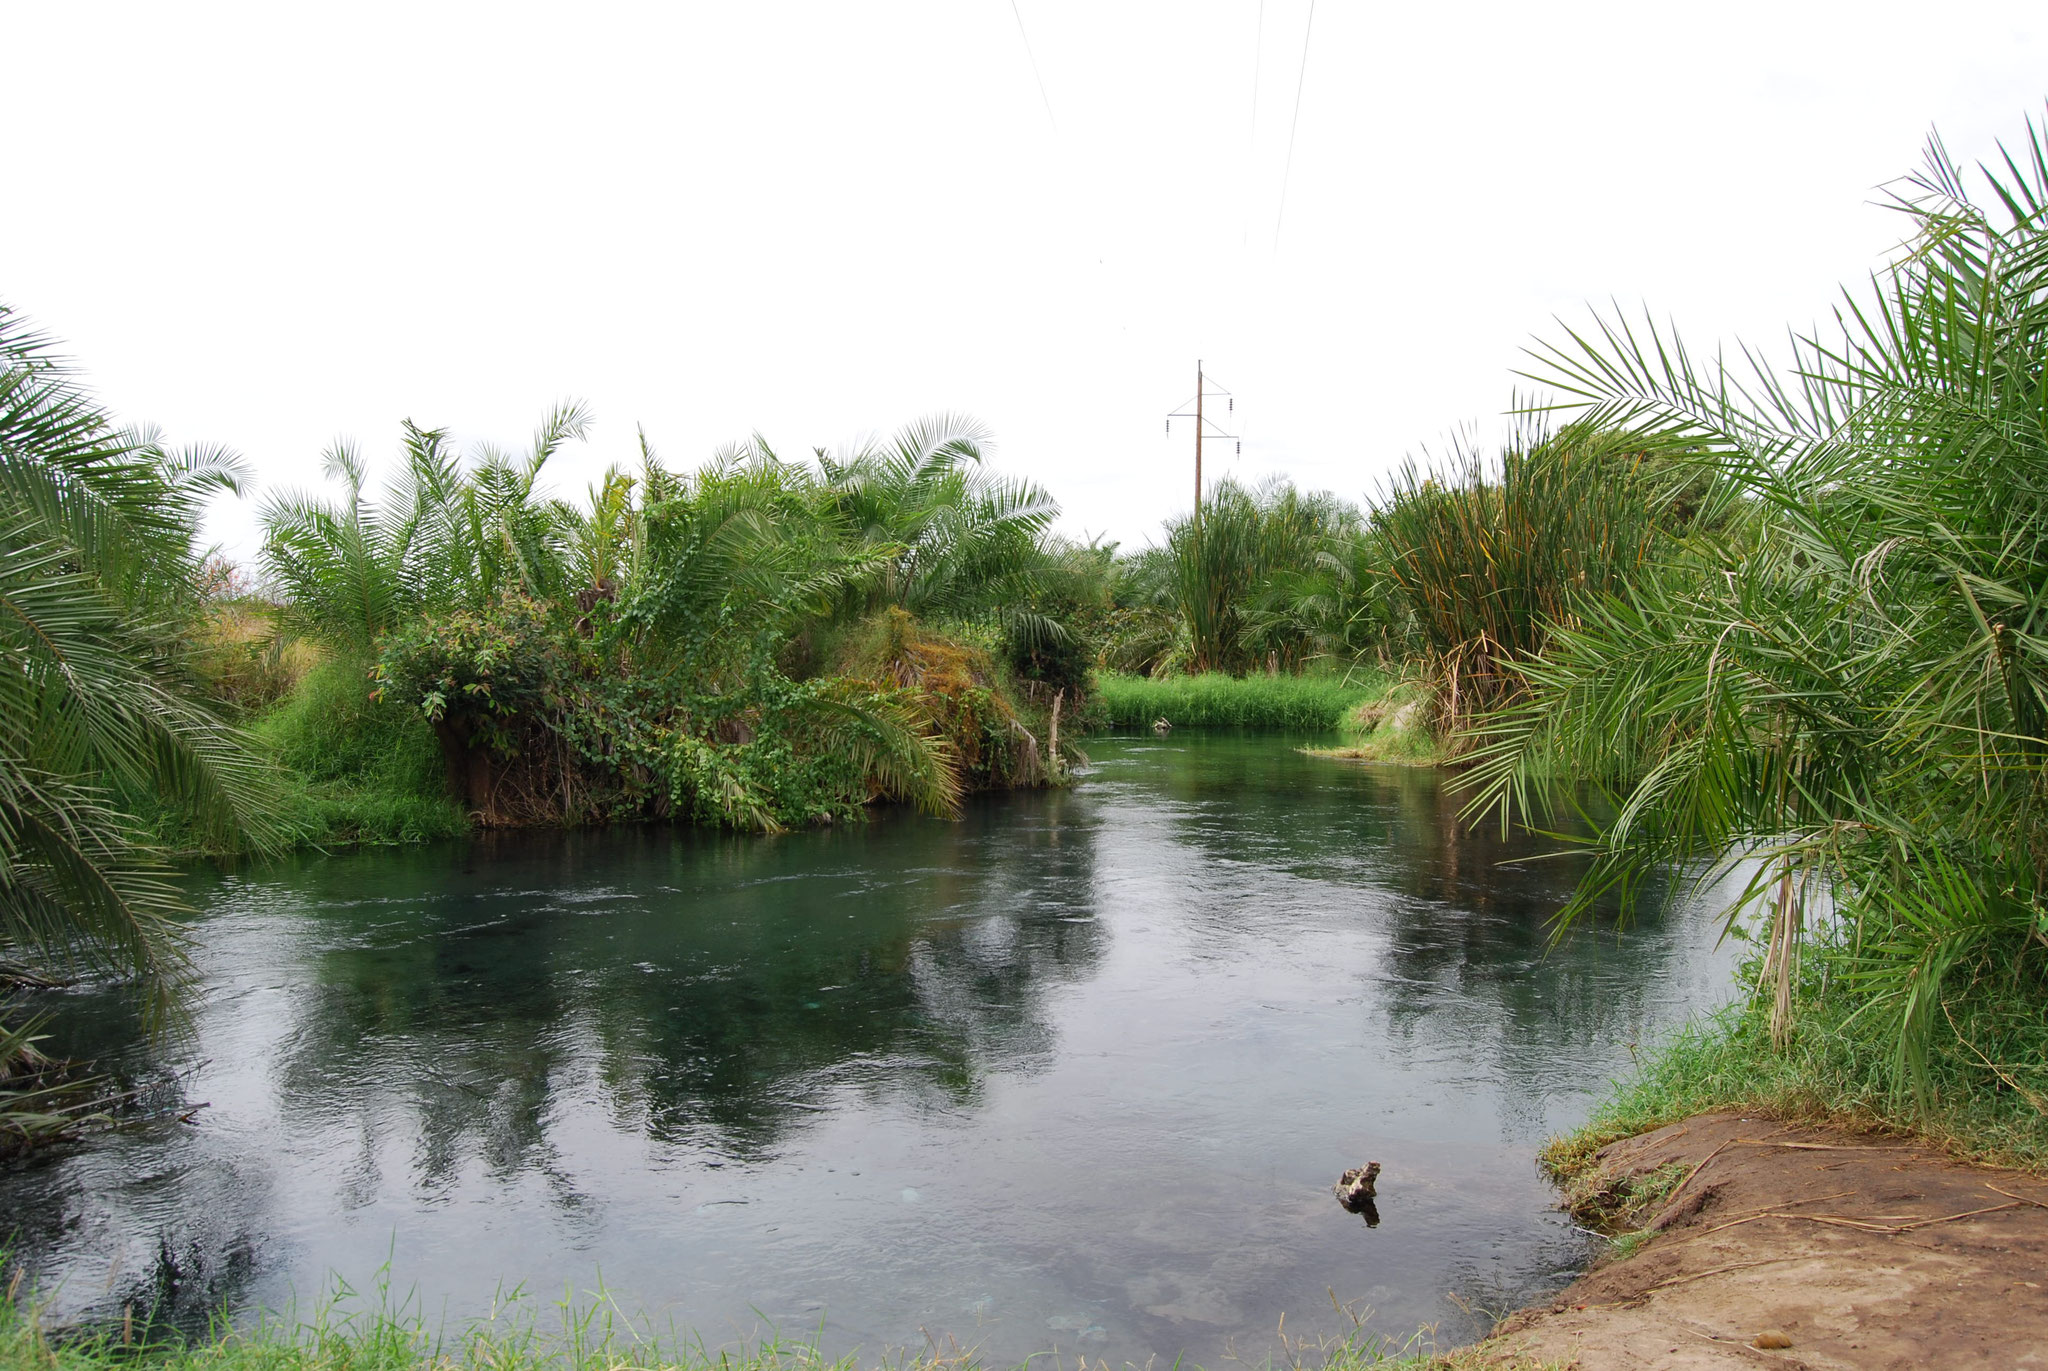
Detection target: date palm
<box><xmin>259</xmin><ymin>404</ymin><xmax>591</xmax><ymax>652</ymax></box>
<box><xmin>0</xmin><ymin>304</ymin><xmax>280</xmax><ymax>1007</ymax></box>
<box><xmin>1464</xmin><ymin>113</ymin><xmax>2048</xmax><ymax>1102</ymax></box>
<box><xmin>817</xmin><ymin>414</ymin><xmax>1060</xmax><ymax>626</ymax></box>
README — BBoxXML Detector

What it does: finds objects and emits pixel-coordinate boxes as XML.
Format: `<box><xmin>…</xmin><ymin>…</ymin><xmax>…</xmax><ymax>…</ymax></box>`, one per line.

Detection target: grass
<box><xmin>1538</xmin><ymin>982</ymin><xmax>2048</xmax><ymax>1189</ymax></box>
<box><xmin>274</xmin><ymin>784</ymin><xmax>469</xmax><ymax>849</ymax></box>
<box><xmin>1368</xmin><ymin>429</ymin><xmax>1673</xmax><ymax>735</ymax></box>
<box><xmin>249</xmin><ymin>656</ymin><xmax>470</xmax><ymax>851</ymax></box>
<box><xmin>1093</xmin><ymin>670</ymin><xmax>1390</xmax><ymax>732</ymax></box>
<box><xmin>0</xmin><ymin>1267</ymin><xmax>1547</xmax><ymax>1371</ymax></box>
<box><xmin>1302</xmin><ymin>685</ymin><xmax>1444</xmax><ymax>767</ymax></box>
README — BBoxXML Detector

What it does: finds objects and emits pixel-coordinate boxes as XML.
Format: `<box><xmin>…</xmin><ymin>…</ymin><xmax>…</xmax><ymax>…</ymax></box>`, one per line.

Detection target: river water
<box><xmin>1</xmin><ymin>734</ymin><xmax>1737</xmax><ymax>1364</ymax></box>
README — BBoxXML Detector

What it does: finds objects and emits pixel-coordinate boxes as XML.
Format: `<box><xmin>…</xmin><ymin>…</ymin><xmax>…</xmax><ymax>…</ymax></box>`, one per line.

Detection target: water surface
<box><xmin>1</xmin><ymin>734</ymin><xmax>1735</xmax><ymax>1363</ymax></box>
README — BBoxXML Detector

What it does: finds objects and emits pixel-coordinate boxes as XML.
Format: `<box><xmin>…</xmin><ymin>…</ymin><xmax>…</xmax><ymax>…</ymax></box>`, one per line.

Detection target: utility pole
<box><xmin>1166</xmin><ymin>362</ymin><xmax>1239</xmax><ymax>522</ymax></box>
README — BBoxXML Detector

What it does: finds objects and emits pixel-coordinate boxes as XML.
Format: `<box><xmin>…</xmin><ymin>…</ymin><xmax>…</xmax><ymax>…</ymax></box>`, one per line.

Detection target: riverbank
<box><xmin>1454</xmin><ymin>1110</ymin><xmax>2048</xmax><ymax>1369</ymax></box>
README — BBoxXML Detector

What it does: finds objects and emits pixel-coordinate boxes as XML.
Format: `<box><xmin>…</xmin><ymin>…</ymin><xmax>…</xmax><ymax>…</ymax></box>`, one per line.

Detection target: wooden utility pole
<box><xmin>1166</xmin><ymin>363</ymin><xmax>1238</xmax><ymax>522</ymax></box>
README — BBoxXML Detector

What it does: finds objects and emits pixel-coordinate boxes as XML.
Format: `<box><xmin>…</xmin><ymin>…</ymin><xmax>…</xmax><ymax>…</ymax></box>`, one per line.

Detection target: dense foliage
<box><xmin>258</xmin><ymin>415</ymin><xmax>1082</xmax><ymax>833</ymax></box>
<box><xmin>0</xmin><ymin>306</ymin><xmax>286</xmax><ymax>1153</ymax></box>
<box><xmin>1369</xmin><ymin>426</ymin><xmax>1693</xmax><ymax>730</ymax></box>
<box><xmin>1101</xmin><ymin>478</ymin><xmax>1389</xmax><ymax>679</ymax></box>
<box><xmin>1465</xmin><ymin>118</ymin><xmax>2048</xmax><ymax>1123</ymax></box>
<box><xmin>1094</xmin><ymin>441</ymin><xmax>1683</xmax><ymax>742</ymax></box>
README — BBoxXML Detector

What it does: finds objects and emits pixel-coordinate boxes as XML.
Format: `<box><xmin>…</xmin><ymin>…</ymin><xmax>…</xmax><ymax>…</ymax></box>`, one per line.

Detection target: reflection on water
<box><xmin>0</xmin><ymin>735</ymin><xmax>1735</xmax><ymax>1363</ymax></box>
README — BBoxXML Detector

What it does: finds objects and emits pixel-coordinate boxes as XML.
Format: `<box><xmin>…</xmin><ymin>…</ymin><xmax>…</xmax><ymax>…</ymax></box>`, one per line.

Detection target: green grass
<box><xmin>1539</xmin><ymin>980</ymin><xmax>2048</xmax><ymax>1185</ymax></box>
<box><xmin>0</xmin><ymin>1269</ymin><xmax>1510</xmax><ymax>1371</ymax></box>
<box><xmin>274</xmin><ymin>783</ymin><xmax>469</xmax><ymax>849</ymax></box>
<box><xmin>253</xmin><ymin>659</ymin><xmax>446</xmax><ymax>795</ymax></box>
<box><xmin>1093</xmin><ymin>670</ymin><xmax>1390</xmax><ymax>732</ymax></box>
<box><xmin>1302</xmin><ymin>685</ymin><xmax>1444</xmax><ymax>767</ymax></box>
<box><xmin>246</xmin><ymin>656</ymin><xmax>470</xmax><ymax>850</ymax></box>
<box><xmin>0</xmin><ymin>1278</ymin><xmax>868</xmax><ymax>1371</ymax></box>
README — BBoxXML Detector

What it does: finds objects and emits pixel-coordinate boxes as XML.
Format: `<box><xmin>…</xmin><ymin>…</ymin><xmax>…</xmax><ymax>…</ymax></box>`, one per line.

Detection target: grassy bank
<box><xmin>1540</xmin><ymin>987</ymin><xmax>2048</xmax><ymax>1189</ymax></box>
<box><xmin>142</xmin><ymin>657</ymin><xmax>472</xmax><ymax>853</ymax></box>
<box><xmin>1301</xmin><ymin>685</ymin><xmax>1443</xmax><ymax>767</ymax></box>
<box><xmin>1093</xmin><ymin>670</ymin><xmax>1389</xmax><ymax>732</ymax></box>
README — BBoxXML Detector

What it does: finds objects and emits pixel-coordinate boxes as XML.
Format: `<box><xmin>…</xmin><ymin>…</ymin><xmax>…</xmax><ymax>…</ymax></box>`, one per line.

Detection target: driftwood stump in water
<box><xmin>1333</xmin><ymin>1162</ymin><xmax>1381</xmax><ymax>1217</ymax></box>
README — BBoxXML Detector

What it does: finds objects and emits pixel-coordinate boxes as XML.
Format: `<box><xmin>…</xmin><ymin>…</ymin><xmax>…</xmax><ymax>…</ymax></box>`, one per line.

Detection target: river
<box><xmin>0</xmin><ymin>733</ymin><xmax>1738</xmax><ymax>1364</ymax></box>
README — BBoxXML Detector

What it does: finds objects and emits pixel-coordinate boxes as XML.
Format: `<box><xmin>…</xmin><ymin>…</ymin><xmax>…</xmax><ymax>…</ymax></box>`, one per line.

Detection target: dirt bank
<box><xmin>1474</xmin><ymin>1111</ymin><xmax>2048</xmax><ymax>1370</ymax></box>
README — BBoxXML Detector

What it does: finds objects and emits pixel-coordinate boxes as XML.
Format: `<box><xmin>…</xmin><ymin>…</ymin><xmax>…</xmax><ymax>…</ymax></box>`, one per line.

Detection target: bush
<box><xmin>838</xmin><ymin>609</ymin><xmax>1067</xmax><ymax>790</ymax></box>
<box><xmin>255</xmin><ymin>656</ymin><xmax>448</xmax><ymax>797</ymax></box>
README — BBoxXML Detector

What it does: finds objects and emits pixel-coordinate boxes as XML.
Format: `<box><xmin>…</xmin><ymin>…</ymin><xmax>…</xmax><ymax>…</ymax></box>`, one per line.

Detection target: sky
<box><xmin>7</xmin><ymin>1</ymin><xmax>2047</xmax><ymax>563</ymax></box>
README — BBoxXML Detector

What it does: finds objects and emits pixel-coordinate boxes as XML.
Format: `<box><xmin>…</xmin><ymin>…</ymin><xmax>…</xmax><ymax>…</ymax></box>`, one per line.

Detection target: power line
<box><xmin>1008</xmin><ymin>0</ymin><xmax>1058</xmax><ymax>132</ymax></box>
<box><xmin>1241</xmin><ymin>0</ymin><xmax>1265</xmax><ymax>248</ymax></box>
<box><xmin>1272</xmin><ymin>0</ymin><xmax>1317</xmax><ymax>254</ymax></box>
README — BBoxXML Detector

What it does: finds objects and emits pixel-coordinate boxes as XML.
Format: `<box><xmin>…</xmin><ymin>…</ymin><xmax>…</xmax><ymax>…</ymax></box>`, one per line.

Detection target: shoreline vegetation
<box><xmin>1093</xmin><ymin>669</ymin><xmax>1386</xmax><ymax>733</ymax></box>
<box><xmin>0</xmin><ymin>1266</ymin><xmax>1508</xmax><ymax>1371</ymax></box>
<box><xmin>5</xmin><ymin>106</ymin><xmax>2048</xmax><ymax>1370</ymax></box>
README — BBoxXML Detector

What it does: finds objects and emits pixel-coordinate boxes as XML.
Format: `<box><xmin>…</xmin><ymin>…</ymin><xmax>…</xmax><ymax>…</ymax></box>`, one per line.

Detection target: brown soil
<box><xmin>1476</xmin><ymin>1112</ymin><xmax>2048</xmax><ymax>1370</ymax></box>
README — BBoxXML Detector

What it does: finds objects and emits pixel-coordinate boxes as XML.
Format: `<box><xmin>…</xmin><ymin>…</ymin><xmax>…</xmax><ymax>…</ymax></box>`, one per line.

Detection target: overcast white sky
<box><xmin>8</xmin><ymin>2</ymin><xmax>2046</xmax><ymax>561</ymax></box>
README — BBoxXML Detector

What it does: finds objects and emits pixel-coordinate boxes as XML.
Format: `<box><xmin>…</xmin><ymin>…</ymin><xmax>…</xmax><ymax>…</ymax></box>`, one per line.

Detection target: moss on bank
<box><xmin>1093</xmin><ymin>670</ymin><xmax>1388</xmax><ymax>732</ymax></box>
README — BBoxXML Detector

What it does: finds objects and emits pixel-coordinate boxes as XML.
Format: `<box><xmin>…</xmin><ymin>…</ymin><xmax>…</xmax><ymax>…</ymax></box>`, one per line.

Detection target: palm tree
<box><xmin>259</xmin><ymin>403</ymin><xmax>591</xmax><ymax>652</ymax></box>
<box><xmin>1463</xmin><ymin>114</ymin><xmax>2048</xmax><ymax>1100</ymax></box>
<box><xmin>817</xmin><ymin>414</ymin><xmax>1061</xmax><ymax>625</ymax></box>
<box><xmin>0</xmin><ymin>303</ymin><xmax>280</xmax><ymax>1011</ymax></box>
<box><xmin>1151</xmin><ymin>477</ymin><xmax>1360</xmax><ymax>675</ymax></box>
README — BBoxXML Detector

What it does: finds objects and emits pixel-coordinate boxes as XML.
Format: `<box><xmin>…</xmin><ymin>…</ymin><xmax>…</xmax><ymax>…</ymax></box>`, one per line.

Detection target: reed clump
<box><xmin>1368</xmin><ymin>425</ymin><xmax>1691</xmax><ymax>744</ymax></box>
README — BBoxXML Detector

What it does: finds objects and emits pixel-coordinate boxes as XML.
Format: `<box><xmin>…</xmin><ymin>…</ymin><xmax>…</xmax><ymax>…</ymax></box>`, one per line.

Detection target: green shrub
<box><xmin>245</xmin><ymin>657</ymin><xmax>466</xmax><ymax>849</ymax></box>
<box><xmin>255</xmin><ymin>656</ymin><xmax>447</xmax><ymax>796</ymax></box>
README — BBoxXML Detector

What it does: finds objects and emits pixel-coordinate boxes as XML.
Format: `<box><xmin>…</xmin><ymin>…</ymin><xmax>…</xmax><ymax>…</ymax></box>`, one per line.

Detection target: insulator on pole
<box><xmin>1165</xmin><ymin>419</ymin><xmax>1171</xmax><ymax>434</ymax></box>
<box><xmin>1228</xmin><ymin>398</ymin><xmax>1234</xmax><ymax>412</ymax></box>
<box><xmin>1236</xmin><ymin>440</ymin><xmax>1242</xmax><ymax>454</ymax></box>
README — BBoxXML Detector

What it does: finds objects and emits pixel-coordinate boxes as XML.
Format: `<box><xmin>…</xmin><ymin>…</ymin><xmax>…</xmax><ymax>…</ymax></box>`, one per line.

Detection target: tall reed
<box><xmin>1371</xmin><ymin>425</ymin><xmax>1673</xmax><ymax>732</ymax></box>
